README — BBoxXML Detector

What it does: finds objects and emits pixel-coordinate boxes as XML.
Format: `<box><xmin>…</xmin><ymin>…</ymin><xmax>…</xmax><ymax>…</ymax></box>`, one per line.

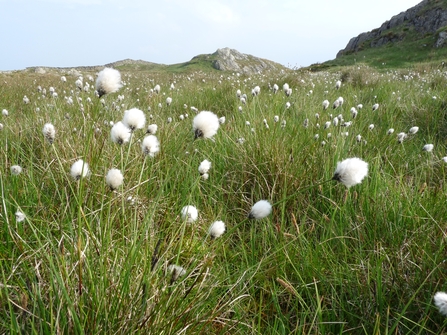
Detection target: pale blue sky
<box><xmin>0</xmin><ymin>0</ymin><xmax>422</xmax><ymax>71</ymax></box>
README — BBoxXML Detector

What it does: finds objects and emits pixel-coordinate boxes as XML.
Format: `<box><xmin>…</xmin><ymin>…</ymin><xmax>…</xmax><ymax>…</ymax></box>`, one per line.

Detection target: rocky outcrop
<box><xmin>211</xmin><ymin>48</ymin><xmax>285</xmax><ymax>74</ymax></box>
<box><xmin>337</xmin><ymin>0</ymin><xmax>447</xmax><ymax>57</ymax></box>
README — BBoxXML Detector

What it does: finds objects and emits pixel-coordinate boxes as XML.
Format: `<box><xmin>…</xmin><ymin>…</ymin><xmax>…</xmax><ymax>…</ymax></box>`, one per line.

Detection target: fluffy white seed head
<box><xmin>434</xmin><ymin>292</ymin><xmax>447</xmax><ymax>316</ymax></box>
<box><xmin>181</xmin><ymin>205</ymin><xmax>198</xmax><ymax>223</ymax></box>
<box><xmin>11</xmin><ymin>165</ymin><xmax>22</xmax><ymax>175</ymax></box>
<box><xmin>167</xmin><ymin>264</ymin><xmax>186</xmax><ymax>282</ymax></box>
<box><xmin>209</xmin><ymin>220</ymin><xmax>226</xmax><ymax>238</ymax></box>
<box><xmin>409</xmin><ymin>126</ymin><xmax>419</xmax><ymax>134</ymax></box>
<box><xmin>141</xmin><ymin>135</ymin><xmax>160</xmax><ymax>157</ymax></box>
<box><xmin>322</xmin><ymin>100</ymin><xmax>329</xmax><ymax>110</ymax></box>
<box><xmin>70</xmin><ymin>159</ymin><xmax>90</xmax><ymax>180</ymax></box>
<box><xmin>332</xmin><ymin>157</ymin><xmax>368</xmax><ymax>188</ymax></box>
<box><xmin>146</xmin><ymin>124</ymin><xmax>158</xmax><ymax>134</ymax></box>
<box><xmin>106</xmin><ymin>168</ymin><xmax>124</xmax><ymax>190</ymax></box>
<box><xmin>95</xmin><ymin>68</ymin><xmax>122</xmax><ymax>97</ymax></box>
<box><xmin>248</xmin><ymin>200</ymin><xmax>272</xmax><ymax>219</ymax></box>
<box><xmin>193</xmin><ymin>111</ymin><xmax>220</xmax><ymax>139</ymax></box>
<box><xmin>397</xmin><ymin>132</ymin><xmax>407</xmax><ymax>143</ymax></box>
<box><xmin>15</xmin><ymin>211</ymin><xmax>26</xmax><ymax>222</ymax></box>
<box><xmin>198</xmin><ymin>159</ymin><xmax>211</xmax><ymax>175</ymax></box>
<box><xmin>42</xmin><ymin>123</ymin><xmax>56</xmax><ymax>144</ymax></box>
<box><xmin>372</xmin><ymin>103</ymin><xmax>379</xmax><ymax>111</ymax></box>
<box><xmin>111</xmin><ymin>121</ymin><xmax>131</xmax><ymax>145</ymax></box>
<box><xmin>423</xmin><ymin>144</ymin><xmax>434</xmax><ymax>152</ymax></box>
<box><xmin>123</xmin><ymin>108</ymin><xmax>146</xmax><ymax>131</ymax></box>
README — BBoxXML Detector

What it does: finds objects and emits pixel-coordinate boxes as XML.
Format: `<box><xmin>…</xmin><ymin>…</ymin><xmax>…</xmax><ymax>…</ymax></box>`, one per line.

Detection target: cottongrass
<box><xmin>423</xmin><ymin>144</ymin><xmax>434</xmax><ymax>152</ymax></box>
<box><xmin>42</xmin><ymin>123</ymin><xmax>56</xmax><ymax>144</ymax></box>
<box><xmin>10</xmin><ymin>165</ymin><xmax>22</xmax><ymax>175</ymax></box>
<box><xmin>181</xmin><ymin>205</ymin><xmax>198</xmax><ymax>223</ymax></box>
<box><xmin>123</xmin><ymin>108</ymin><xmax>146</xmax><ymax>131</ymax></box>
<box><xmin>409</xmin><ymin>126</ymin><xmax>419</xmax><ymax>134</ymax></box>
<box><xmin>434</xmin><ymin>292</ymin><xmax>447</xmax><ymax>316</ymax></box>
<box><xmin>167</xmin><ymin>264</ymin><xmax>186</xmax><ymax>282</ymax></box>
<box><xmin>248</xmin><ymin>200</ymin><xmax>272</xmax><ymax>219</ymax></box>
<box><xmin>198</xmin><ymin>159</ymin><xmax>211</xmax><ymax>175</ymax></box>
<box><xmin>146</xmin><ymin>124</ymin><xmax>158</xmax><ymax>135</ymax></box>
<box><xmin>193</xmin><ymin>111</ymin><xmax>220</xmax><ymax>139</ymax></box>
<box><xmin>95</xmin><ymin>68</ymin><xmax>122</xmax><ymax>97</ymax></box>
<box><xmin>208</xmin><ymin>220</ymin><xmax>226</xmax><ymax>238</ymax></box>
<box><xmin>111</xmin><ymin>121</ymin><xmax>131</xmax><ymax>145</ymax></box>
<box><xmin>70</xmin><ymin>159</ymin><xmax>90</xmax><ymax>180</ymax></box>
<box><xmin>332</xmin><ymin>157</ymin><xmax>368</xmax><ymax>188</ymax></box>
<box><xmin>141</xmin><ymin>135</ymin><xmax>160</xmax><ymax>157</ymax></box>
<box><xmin>15</xmin><ymin>211</ymin><xmax>26</xmax><ymax>222</ymax></box>
<box><xmin>106</xmin><ymin>168</ymin><xmax>124</xmax><ymax>191</ymax></box>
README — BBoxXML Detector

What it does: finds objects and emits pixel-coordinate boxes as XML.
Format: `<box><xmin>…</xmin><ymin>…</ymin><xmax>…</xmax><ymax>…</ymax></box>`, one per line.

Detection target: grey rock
<box><xmin>212</xmin><ymin>47</ymin><xmax>284</xmax><ymax>74</ymax></box>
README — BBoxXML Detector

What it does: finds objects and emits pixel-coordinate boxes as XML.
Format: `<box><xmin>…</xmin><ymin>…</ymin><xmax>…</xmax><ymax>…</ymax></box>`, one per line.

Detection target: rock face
<box><xmin>337</xmin><ymin>0</ymin><xmax>447</xmax><ymax>57</ymax></box>
<box><xmin>211</xmin><ymin>47</ymin><xmax>284</xmax><ymax>74</ymax></box>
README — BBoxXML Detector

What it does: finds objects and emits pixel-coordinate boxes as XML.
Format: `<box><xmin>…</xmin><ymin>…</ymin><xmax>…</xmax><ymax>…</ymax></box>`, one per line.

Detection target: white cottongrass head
<box><xmin>332</xmin><ymin>157</ymin><xmax>368</xmax><ymax>188</ymax></box>
<box><xmin>248</xmin><ymin>200</ymin><xmax>272</xmax><ymax>219</ymax></box>
<box><xmin>42</xmin><ymin>123</ymin><xmax>56</xmax><ymax>144</ymax></box>
<box><xmin>423</xmin><ymin>144</ymin><xmax>434</xmax><ymax>152</ymax></box>
<box><xmin>208</xmin><ymin>220</ymin><xmax>226</xmax><ymax>238</ymax></box>
<box><xmin>434</xmin><ymin>292</ymin><xmax>447</xmax><ymax>316</ymax></box>
<box><xmin>198</xmin><ymin>159</ymin><xmax>211</xmax><ymax>175</ymax></box>
<box><xmin>181</xmin><ymin>205</ymin><xmax>198</xmax><ymax>223</ymax></box>
<box><xmin>409</xmin><ymin>126</ymin><xmax>419</xmax><ymax>134</ymax></box>
<box><xmin>2</xmin><ymin>109</ymin><xmax>8</xmax><ymax>116</ymax></box>
<box><xmin>397</xmin><ymin>132</ymin><xmax>407</xmax><ymax>143</ymax></box>
<box><xmin>193</xmin><ymin>111</ymin><xmax>220</xmax><ymax>139</ymax></box>
<box><xmin>15</xmin><ymin>211</ymin><xmax>26</xmax><ymax>222</ymax></box>
<box><xmin>95</xmin><ymin>68</ymin><xmax>122</xmax><ymax>97</ymax></box>
<box><xmin>10</xmin><ymin>165</ymin><xmax>22</xmax><ymax>175</ymax></box>
<box><xmin>335</xmin><ymin>80</ymin><xmax>342</xmax><ymax>89</ymax></box>
<box><xmin>106</xmin><ymin>168</ymin><xmax>124</xmax><ymax>190</ymax></box>
<box><xmin>141</xmin><ymin>135</ymin><xmax>160</xmax><ymax>157</ymax></box>
<box><xmin>167</xmin><ymin>264</ymin><xmax>186</xmax><ymax>282</ymax></box>
<box><xmin>372</xmin><ymin>103</ymin><xmax>379</xmax><ymax>111</ymax></box>
<box><xmin>111</xmin><ymin>121</ymin><xmax>131</xmax><ymax>145</ymax></box>
<box><xmin>146</xmin><ymin>124</ymin><xmax>158</xmax><ymax>135</ymax></box>
<box><xmin>70</xmin><ymin>159</ymin><xmax>90</xmax><ymax>180</ymax></box>
<box><xmin>123</xmin><ymin>108</ymin><xmax>146</xmax><ymax>131</ymax></box>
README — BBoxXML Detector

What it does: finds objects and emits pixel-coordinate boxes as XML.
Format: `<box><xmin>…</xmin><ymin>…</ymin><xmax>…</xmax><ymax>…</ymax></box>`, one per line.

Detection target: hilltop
<box><xmin>314</xmin><ymin>0</ymin><xmax>447</xmax><ymax>69</ymax></box>
<box><xmin>22</xmin><ymin>48</ymin><xmax>288</xmax><ymax>75</ymax></box>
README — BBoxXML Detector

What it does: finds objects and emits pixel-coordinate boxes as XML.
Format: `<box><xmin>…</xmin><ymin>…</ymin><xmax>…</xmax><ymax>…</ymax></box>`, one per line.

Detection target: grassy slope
<box><xmin>312</xmin><ymin>0</ymin><xmax>447</xmax><ymax>71</ymax></box>
<box><xmin>0</xmin><ymin>64</ymin><xmax>447</xmax><ymax>334</ymax></box>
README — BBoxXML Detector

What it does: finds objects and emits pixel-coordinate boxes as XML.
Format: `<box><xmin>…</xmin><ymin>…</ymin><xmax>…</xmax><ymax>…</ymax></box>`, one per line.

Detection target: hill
<box><xmin>23</xmin><ymin>48</ymin><xmax>288</xmax><ymax>75</ymax></box>
<box><xmin>313</xmin><ymin>0</ymin><xmax>447</xmax><ymax>69</ymax></box>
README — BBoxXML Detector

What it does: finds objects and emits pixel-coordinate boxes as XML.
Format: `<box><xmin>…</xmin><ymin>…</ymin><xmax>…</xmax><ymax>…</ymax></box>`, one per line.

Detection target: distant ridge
<box><xmin>21</xmin><ymin>48</ymin><xmax>287</xmax><ymax>75</ymax></box>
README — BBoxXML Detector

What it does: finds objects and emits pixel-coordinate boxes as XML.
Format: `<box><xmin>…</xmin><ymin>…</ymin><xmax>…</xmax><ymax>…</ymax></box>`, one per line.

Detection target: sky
<box><xmin>0</xmin><ymin>0</ymin><xmax>423</xmax><ymax>71</ymax></box>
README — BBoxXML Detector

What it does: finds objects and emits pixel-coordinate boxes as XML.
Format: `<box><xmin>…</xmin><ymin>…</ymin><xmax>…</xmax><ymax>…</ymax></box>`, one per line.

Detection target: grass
<box><xmin>0</xmin><ymin>63</ymin><xmax>447</xmax><ymax>334</ymax></box>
